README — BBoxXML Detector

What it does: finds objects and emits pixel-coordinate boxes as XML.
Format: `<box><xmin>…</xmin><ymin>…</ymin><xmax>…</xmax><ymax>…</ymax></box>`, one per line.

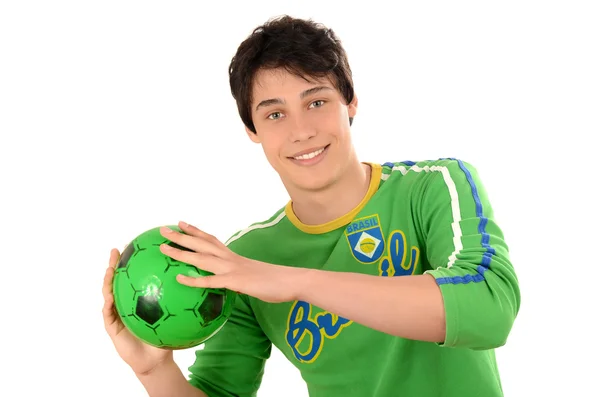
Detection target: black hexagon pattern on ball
<box><xmin>135</xmin><ymin>294</ymin><xmax>164</xmax><ymax>325</ymax></box>
<box><xmin>198</xmin><ymin>292</ymin><xmax>224</xmax><ymax>323</ymax></box>
<box><xmin>117</xmin><ymin>243</ymin><xmax>135</xmax><ymax>269</ymax></box>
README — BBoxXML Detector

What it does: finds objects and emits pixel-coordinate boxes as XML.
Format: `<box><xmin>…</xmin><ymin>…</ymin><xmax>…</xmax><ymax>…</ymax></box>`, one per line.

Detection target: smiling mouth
<box><xmin>289</xmin><ymin>145</ymin><xmax>330</xmax><ymax>161</ymax></box>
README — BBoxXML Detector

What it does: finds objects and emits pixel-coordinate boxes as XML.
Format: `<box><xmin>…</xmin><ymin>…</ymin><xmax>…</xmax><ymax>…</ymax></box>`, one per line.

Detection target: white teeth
<box><xmin>294</xmin><ymin>147</ymin><xmax>325</xmax><ymax>160</ymax></box>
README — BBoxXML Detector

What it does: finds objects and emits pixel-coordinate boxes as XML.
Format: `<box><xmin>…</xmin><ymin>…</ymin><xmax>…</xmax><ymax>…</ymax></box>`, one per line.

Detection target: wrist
<box><xmin>135</xmin><ymin>355</ymin><xmax>176</xmax><ymax>378</ymax></box>
<box><xmin>135</xmin><ymin>356</ymin><xmax>202</xmax><ymax>397</ymax></box>
<box><xmin>293</xmin><ymin>267</ymin><xmax>317</xmax><ymax>301</ymax></box>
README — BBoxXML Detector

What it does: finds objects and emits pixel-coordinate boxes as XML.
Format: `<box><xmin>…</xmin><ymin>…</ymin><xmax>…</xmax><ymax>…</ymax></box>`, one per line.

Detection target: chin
<box><xmin>290</xmin><ymin>170</ymin><xmax>340</xmax><ymax>193</ymax></box>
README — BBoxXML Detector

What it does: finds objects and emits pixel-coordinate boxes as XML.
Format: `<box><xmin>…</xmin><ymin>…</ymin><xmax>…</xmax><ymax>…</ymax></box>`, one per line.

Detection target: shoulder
<box><xmin>376</xmin><ymin>158</ymin><xmax>492</xmax><ymax>217</ymax></box>
<box><xmin>380</xmin><ymin>157</ymin><xmax>477</xmax><ymax>176</ymax></box>
<box><xmin>378</xmin><ymin>158</ymin><xmax>480</xmax><ymax>186</ymax></box>
<box><xmin>224</xmin><ymin>206</ymin><xmax>288</xmax><ymax>256</ymax></box>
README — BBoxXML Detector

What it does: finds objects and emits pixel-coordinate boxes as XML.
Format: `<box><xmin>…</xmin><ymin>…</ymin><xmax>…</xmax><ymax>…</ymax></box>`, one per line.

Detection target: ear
<box><xmin>347</xmin><ymin>94</ymin><xmax>358</xmax><ymax>118</ymax></box>
<box><xmin>245</xmin><ymin>126</ymin><xmax>261</xmax><ymax>143</ymax></box>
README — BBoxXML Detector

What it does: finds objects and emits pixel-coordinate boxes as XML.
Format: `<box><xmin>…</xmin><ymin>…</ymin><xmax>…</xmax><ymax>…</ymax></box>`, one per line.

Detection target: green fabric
<box><xmin>187</xmin><ymin>159</ymin><xmax>519</xmax><ymax>397</ymax></box>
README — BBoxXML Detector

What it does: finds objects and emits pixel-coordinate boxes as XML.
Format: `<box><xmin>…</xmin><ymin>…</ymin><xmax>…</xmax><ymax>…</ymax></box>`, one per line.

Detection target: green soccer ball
<box><xmin>112</xmin><ymin>225</ymin><xmax>236</xmax><ymax>349</ymax></box>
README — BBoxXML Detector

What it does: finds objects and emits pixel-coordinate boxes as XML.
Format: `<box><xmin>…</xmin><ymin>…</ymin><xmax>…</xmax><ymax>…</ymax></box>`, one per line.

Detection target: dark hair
<box><xmin>228</xmin><ymin>15</ymin><xmax>355</xmax><ymax>134</ymax></box>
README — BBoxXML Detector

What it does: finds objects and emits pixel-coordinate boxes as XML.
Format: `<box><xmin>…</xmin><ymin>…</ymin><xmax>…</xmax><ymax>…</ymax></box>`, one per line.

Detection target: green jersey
<box><xmin>187</xmin><ymin>158</ymin><xmax>520</xmax><ymax>397</ymax></box>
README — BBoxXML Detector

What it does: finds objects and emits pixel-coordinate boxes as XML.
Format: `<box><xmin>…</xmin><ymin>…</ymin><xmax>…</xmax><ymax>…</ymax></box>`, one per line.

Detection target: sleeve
<box><xmin>187</xmin><ymin>292</ymin><xmax>272</xmax><ymax>397</ymax></box>
<box><xmin>419</xmin><ymin>159</ymin><xmax>520</xmax><ymax>350</ymax></box>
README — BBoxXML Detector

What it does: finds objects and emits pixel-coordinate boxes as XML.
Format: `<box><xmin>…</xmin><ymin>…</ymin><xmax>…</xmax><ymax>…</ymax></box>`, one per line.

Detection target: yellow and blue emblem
<box><xmin>345</xmin><ymin>214</ymin><xmax>385</xmax><ymax>264</ymax></box>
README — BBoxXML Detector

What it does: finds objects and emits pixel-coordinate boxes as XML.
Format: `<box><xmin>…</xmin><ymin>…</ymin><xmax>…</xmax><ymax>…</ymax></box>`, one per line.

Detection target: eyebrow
<box><xmin>255</xmin><ymin>86</ymin><xmax>333</xmax><ymax>111</ymax></box>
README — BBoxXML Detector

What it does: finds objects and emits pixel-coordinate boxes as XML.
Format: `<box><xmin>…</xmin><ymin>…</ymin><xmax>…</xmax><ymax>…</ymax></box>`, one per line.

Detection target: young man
<box><xmin>102</xmin><ymin>15</ymin><xmax>520</xmax><ymax>397</ymax></box>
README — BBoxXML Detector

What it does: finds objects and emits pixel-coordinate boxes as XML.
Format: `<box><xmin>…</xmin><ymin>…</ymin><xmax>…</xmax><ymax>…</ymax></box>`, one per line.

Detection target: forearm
<box><xmin>297</xmin><ymin>270</ymin><xmax>446</xmax><ymax>343</ymax></box>
<box><xmin>136</xmin><ymin>359</ymin><xmax>207</xmax><ymax>397</ymax></box>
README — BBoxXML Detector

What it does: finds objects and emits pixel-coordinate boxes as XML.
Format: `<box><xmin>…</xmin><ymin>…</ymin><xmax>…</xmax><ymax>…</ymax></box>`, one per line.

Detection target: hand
<box><xmin>159</xmin><ymin>221</ymin><xmax>308</xmax><ymax>303</ymax></box>
<box><xmin>102</xmin><ymin>248</ymin><xmax>173</xmax><ymax>375</ymax></box>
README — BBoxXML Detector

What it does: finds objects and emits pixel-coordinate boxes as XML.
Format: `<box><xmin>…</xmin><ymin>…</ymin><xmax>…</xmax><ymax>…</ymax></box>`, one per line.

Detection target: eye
<box><xmin>267</xmin><ymin>111</ymin><xmax>283</xmax><ymax>120</ymax></box>
<box><xmin>309</xmin><ymin>100</ymin><xmax>325</xmax><ymax>108</ymax></box>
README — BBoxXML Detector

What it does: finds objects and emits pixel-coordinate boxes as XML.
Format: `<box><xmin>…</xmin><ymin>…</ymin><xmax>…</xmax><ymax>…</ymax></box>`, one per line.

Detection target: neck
<box><xmin>288</xmin><ymin>160</ymin><xmax>372</xmax><ymax>226</ymax></box>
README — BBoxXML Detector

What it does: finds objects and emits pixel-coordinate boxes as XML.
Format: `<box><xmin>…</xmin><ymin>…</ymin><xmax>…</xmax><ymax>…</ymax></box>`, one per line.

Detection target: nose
<box><xmin>288</xmin><ymin>115</ymin><xmax>317</xmax><ymax>143</ymax></box>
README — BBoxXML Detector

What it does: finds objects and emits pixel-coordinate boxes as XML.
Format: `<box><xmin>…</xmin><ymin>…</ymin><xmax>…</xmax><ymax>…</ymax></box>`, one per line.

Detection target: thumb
<box><xmin>109</xmin><ymin>248</ymin><xmax>121</xmax><ymax>268</ymax></box>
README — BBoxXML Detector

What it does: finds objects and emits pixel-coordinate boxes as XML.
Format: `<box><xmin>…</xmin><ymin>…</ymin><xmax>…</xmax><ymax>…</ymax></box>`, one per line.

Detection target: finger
<box><xmin>102</xmin><ymin>267</ymin><xmax>114</xmax><ymax>298</ymax></box>
<box><xmin>102</xmin><ymin>268</ymin><xmax>118</xmax><ymax>329</ymax></box>
<box><xmin>176</xmin><ymin>273</ymin><xmax>230</xmax><ymax>290</ymax></box>
<box><xmin>103</xmin><ymin>289</ymin><xmax>115</xmax><ymax>319</ymax></box>
<box><xmin>159</xmin><ymin>226</ymin><xmax>222</xmax><ymax>257</ymax></box>
<box><xmin>109</xmin><ymin>248</ymin><xmax>121</xmax><ymax>269</ymax></box>
<box><xmin>103</xmin><ymin>299</ymin><xmax>120</xmax><ymax>334</ymax></box>
<box><xmin>178</xmin><ymin>221</ymin><xmax>219</xmax><ymax>242</ymax></box>
<box><xmin>103</xmin><ymin>249</ymin><xmax>119</xmax><ymax>297</ymax></box>
<box><xmin>159</xmin><ymin>243</ymin><xmax>224</xmax><ymax>274</ymax></box>
<box><xmin>103</xmin><ymin>249</ymin><xmax>120</xmax><ymax>318</ymax></box>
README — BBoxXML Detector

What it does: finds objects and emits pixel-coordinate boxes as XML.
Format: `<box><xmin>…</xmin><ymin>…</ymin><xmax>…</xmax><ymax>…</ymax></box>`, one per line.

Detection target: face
<box><xmin>246</xmin><ymin>68</ymin><xmax>358</xmax><ymax>193</ymax></box>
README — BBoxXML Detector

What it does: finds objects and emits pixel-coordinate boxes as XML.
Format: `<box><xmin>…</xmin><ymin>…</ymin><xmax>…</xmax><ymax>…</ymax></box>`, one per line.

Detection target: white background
<box><xmin>1</xmin><ymin>1</ymin><xmax>598</xmax><ymax>396</ymax></box>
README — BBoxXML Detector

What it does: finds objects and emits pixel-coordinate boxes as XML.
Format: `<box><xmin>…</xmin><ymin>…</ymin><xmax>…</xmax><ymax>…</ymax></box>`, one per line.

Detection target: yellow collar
<box><xmin>285</xmin><ymin>163</ymin><xmax>382</xmax><ymax>234</ymax></box>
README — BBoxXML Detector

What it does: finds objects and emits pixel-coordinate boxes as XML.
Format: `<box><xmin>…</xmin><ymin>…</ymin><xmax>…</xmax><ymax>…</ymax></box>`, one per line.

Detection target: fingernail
<box><xmin>160</xmin><ymin>243</ymin><xmax>172</xmax><ymax>251</ymax></box>
<box><xmin>176</xmin><ymin>274</ymin><xmax>189</xmax><ymax>282</ymax></box>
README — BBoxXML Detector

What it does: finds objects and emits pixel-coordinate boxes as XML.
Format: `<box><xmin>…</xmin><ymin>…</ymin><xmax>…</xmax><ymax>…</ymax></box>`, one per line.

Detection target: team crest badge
<box><xmin>345</xmin><ymin>214</ymin><xmax>384</xmax><ymax>264</ymax></box>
